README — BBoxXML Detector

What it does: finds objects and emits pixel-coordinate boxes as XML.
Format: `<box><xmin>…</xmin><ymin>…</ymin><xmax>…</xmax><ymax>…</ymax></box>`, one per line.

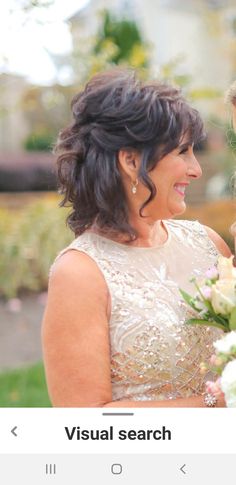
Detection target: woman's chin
<box><xmin>172</xmin><ymin>202</ymin><xmax>187</xmax><ymax>217</ymax></box>
<box><xmin>146</xmin><ymin>202</ymin><xmax>187</xmax><ymax>220</ymax></box>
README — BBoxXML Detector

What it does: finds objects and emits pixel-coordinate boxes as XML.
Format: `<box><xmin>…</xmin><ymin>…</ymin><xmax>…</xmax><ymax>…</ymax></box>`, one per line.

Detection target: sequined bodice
<box><xmin>50</xmin><ymin>219</ymin><xmax>222</xmax><ymax>402</ymax></box>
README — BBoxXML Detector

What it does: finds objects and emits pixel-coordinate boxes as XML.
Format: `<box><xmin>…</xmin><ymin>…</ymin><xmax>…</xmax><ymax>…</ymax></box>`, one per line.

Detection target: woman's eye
<box><xmin>179</xmin><ymin>147</ymin><xmax>188</xmax><ymax>155</ymax></box>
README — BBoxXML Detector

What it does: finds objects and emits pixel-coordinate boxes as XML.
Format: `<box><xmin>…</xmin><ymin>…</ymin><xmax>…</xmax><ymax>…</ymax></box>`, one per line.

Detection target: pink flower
<box><xmin>206</xmin><ymin>378</ymin><xmax>222</xmax><ymax>397</ymax></box>
<box><xmin>209</xmin><ymin>354</ymin><xmax>223</xmax><ymax>367</ymax></box>
<box><xmin>200</xmin><ymin>286</ymin><xmax>212</xmax><ymax>300</ymax></box>
<box><xmin>205</xmin><ymin>267</ymin><xmax>218</xmax><ymax>280</ymax></box>
<box><xmin>209</xmin><ymin>354</ymin><xmax>218</xmax><ymax>366</ymax></box>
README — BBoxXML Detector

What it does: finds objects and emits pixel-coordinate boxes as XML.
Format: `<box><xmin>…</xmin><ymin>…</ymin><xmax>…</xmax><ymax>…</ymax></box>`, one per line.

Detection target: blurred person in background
<box><xmin>42</xmin><ymin>69</ymin><xmax>231</xmax><ymax>407</ymax></box>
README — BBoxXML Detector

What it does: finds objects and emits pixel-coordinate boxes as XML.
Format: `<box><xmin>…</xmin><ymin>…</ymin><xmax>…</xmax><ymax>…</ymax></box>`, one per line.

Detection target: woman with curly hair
<box><xmin>42</xmin><ymin>69</ymin><xmax>231</xmax><ymax>407</ymax></box>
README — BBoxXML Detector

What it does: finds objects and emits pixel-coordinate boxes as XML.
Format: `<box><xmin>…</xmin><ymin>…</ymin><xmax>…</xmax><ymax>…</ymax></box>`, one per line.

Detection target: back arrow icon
<box><xmin>180</xmin><ymin>464</ymin><xmax>186</xmax><ymax>474</ymax></box>
<box><xmin>11</xmin><ymin>426</ymin><xmax>18</xmax><ymax>437</ymax></box>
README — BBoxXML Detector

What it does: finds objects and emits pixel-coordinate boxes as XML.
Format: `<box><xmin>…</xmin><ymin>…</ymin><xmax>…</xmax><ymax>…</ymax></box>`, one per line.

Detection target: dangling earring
<box><xmin>131</xmin><ymin>179</ymin><xmax>138</xmax><ymax>194</ymax></box>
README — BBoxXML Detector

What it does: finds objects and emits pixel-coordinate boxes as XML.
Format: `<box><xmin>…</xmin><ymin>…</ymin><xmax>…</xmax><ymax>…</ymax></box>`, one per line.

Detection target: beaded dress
<box><xmin>49</xmin><ymin>219</ymin><xmax>222</xmax><ymax>402</ymax></box>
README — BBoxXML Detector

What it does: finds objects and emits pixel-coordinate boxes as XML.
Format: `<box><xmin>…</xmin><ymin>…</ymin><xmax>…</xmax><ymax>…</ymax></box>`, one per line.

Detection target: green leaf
<box><xmin>204</xmin><ymin>311</ymin><xmax>229</xmax><ymax>327</ymax></box>
<box><xmin>185</xmin><ymin>318</ymin><xmax>226</xmax><ymax>332</ymax></box>
<box><xmin>229</xmin><ymin>308</ymin><xmax>236</xmax><ymax>330</ymax></box>
<box><xmin>179</xmin><ymin>289</ymin><xmax>199</xmax><ymax>311</ymax></box>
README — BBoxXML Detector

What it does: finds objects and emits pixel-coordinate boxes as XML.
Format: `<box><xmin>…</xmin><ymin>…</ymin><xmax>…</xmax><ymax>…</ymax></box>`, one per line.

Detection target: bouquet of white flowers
<box><xmin>203</xmin><ymin>332</ymin><xmax>236</xmax><ymax>407</ymax></box>
<box><xmin>180</xmin><ymin>255</ymin><xmax>236</xmax><ymax>332</ymax></box>
<box><xmin>180</xmin><ymin>255</ymin><xmax>236</xmax><ymax>407</ymax></box>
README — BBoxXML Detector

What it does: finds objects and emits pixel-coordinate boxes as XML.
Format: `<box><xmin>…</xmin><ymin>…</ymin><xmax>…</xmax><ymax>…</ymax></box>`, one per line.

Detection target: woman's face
<box><xmin>137</xmin><ymin>141</ymin><xmax>202</xmax><ymax>221</ymax></box>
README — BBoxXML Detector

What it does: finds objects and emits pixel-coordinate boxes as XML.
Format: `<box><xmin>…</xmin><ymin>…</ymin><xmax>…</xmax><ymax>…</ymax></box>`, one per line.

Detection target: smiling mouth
<box><xmin>173</xmin><ymin>184</ymin><xmax>188</xmax><ymax>197</ymax></box>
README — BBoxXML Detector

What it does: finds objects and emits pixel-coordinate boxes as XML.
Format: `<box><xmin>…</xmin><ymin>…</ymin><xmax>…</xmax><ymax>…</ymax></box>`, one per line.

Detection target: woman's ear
<box><xmin>117</xmin><ymin>149</ymin><xmax>141</xmax><ymax>178</ymax></box>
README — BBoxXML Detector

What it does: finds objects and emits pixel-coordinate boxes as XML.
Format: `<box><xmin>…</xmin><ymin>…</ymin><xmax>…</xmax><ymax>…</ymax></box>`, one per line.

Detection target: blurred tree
<box><xmin>67</xmin><ymin>8</ymin><xmax>223</xmax><ymax>106</ymax></box>
<box><xmin>24</xmin><ymin>131</ymin><xmax>54</xmax><ymax>151</ymax></box>
<box><xmin>0</xmin><ymin>3</ymin><xmax>230</xmax><ymax>154</ymax></box>
<box><xmin>94</xmin><ymin>10</ymin><xmax>149</xmax><ymax>68</ymax></box>
<box><xmin>19</xmin><ymin>7</ymin><xmax>224</xmax><ymax>152</ymax></box>
<box><xmin>68</xmin><ymin>8</ymin><xmax>151</xmax><ymax>85</ymax></box>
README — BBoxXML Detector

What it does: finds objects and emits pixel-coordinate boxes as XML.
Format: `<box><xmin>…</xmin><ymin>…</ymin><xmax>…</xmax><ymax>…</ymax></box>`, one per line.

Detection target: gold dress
<box><xmin>49</xmin><ymin>219</ymin><xmax>222</xmax><ymax>402</ymax></box>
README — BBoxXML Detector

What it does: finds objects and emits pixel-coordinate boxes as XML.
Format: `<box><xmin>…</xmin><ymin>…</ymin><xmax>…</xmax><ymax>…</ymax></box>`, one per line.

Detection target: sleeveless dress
<box><xmin>49</xmin><ymin>219</ymin><xmax>222</xmax><ymax>403</ymax></box>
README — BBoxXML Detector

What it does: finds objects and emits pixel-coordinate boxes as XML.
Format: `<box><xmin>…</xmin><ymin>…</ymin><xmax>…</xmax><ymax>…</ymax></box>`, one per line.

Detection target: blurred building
<box><xmin>140</xmin><ymin>0</ymin><xmax>236</xmax><ymax>88</ymax></box>
<box><xmin>0</xmin><ymin>73</ymin><xmax>29</xmax><ymax>151</ymax></box>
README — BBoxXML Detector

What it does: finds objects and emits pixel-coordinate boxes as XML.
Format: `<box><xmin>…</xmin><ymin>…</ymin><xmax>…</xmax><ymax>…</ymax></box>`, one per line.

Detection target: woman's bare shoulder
<box><xmin>204</xmin><ymin>225</ymin><xmax>232</xmax><ymax>257</ymax></box>
<box><xmin>50</xmin><ymin>248</ymin><xmax>105</xmax><ymax>283</ymax></box>
<box><xmin>48</xmin><ymin>248</ymin><xmax>110</xmax><ymax>306</ymax></box>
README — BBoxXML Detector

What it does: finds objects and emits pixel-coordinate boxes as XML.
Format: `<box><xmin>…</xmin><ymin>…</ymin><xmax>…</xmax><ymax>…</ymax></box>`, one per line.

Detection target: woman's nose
<box><xmin>187</xmin><ymin>155</ymin><xmax>202</xmax><ymax>179</ymax></box>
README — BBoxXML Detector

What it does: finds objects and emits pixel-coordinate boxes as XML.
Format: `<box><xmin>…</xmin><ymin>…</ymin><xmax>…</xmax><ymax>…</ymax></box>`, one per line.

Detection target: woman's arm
<box><xmin>42</xmin><ymin>249</ymin><xmax>225</xmax><ymax>408</ymax></box>
<box><xmin>204</xmin><ymin>225</ymin><xmax>232</xmax><ymax>257</ymax></box>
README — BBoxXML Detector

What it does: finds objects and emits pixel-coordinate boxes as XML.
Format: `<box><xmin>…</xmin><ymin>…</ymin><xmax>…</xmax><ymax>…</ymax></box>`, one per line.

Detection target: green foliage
<box><xmin>226</xmin><ymin>125</ymin><xmax>236</xmax><ymax>151</ymax></box>
<box><xmin>94</xmin><ymin>10</ymin><xmax>148</xmax><ymax>67</ymax></box>
<box><xmin>205</xmin><ymin>116</ymin><xmax>236</xmax><ymax>178</ymax></box>
<box><xmin>24</xmin><ymin>131</ymin><xmax>54</xmax><ymax>152</ymax></box>
<box><xmin>229</xmin><ymin>308</ymin><xmax>236</xmax><ymax>330</ymax></box>
<box><xmin>159</xmin><ymin>56</ymin><xmax>191</xmax><ymax>88</ymax></box>
<box><xmin>0</xmin><ymin>196</ymin><xmax>72</xmax><ymax>299</ymax></box>
<box><xmin>189</xmin><ymin>87</ymin><xmax>222</xmax><ymax>101</ymax></box>
<box><xmin>0</xmin><ymin>362</ymin><xmax>51</xmax><ymax>407</ymax></box>
<box><xmin>71</xmin><ymin>8</ymin><xmax>151</xmax><ymax>83</ymax></box>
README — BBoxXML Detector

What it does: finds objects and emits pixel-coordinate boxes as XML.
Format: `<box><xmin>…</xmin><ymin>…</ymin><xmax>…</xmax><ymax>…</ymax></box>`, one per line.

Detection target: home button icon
<box><xmin>111</xmin><ymin>463</ymin><xmax>122</xmax><ymax>475</ymax></box>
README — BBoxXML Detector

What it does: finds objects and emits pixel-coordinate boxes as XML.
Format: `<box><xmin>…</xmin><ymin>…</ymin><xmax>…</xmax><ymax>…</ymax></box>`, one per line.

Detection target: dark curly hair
<box><xmin>55</xmin><ymin>68</ymin><xmax>204</xmax><ymax>241</ymax></box>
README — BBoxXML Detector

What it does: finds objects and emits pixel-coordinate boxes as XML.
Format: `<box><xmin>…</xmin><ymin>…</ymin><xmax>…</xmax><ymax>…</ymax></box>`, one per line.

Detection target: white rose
<box><xmin>211</xmin><ymin>279</ymin><xmax>236</xmax><ymax>315</ymax></box>
<box><xmin>217</xmin><ymin>255</ymin><xmax>236</xmax><ymax>280</ymax></box>
<box><xmin>221</xmin><ymin>360</ymin><xmax>236</xmax><ymax>407</ymax></box>
<box><xmin>214</xmin><ymin>331</ymin><xmax>236</xmax><ymax>354</ymax></box>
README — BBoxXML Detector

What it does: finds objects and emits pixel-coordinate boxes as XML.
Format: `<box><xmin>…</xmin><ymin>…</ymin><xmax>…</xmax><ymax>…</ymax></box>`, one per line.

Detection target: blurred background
<box><xmin>0</xmin><ymin>0</ymin><xmax>236</xmax><ymax>407</ymax></box>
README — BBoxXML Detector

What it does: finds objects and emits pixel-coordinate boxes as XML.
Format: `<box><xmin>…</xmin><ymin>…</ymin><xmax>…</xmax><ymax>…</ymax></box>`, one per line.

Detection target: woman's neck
<box><xmin>127</xmin><ymin>218</ymin><xmax>168</xmax><ymax>247</ymax></box>
<box><xmin>89</xmin><ymin>219</ymin><xmax>168</xmax><ymax>248</ymax></box>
